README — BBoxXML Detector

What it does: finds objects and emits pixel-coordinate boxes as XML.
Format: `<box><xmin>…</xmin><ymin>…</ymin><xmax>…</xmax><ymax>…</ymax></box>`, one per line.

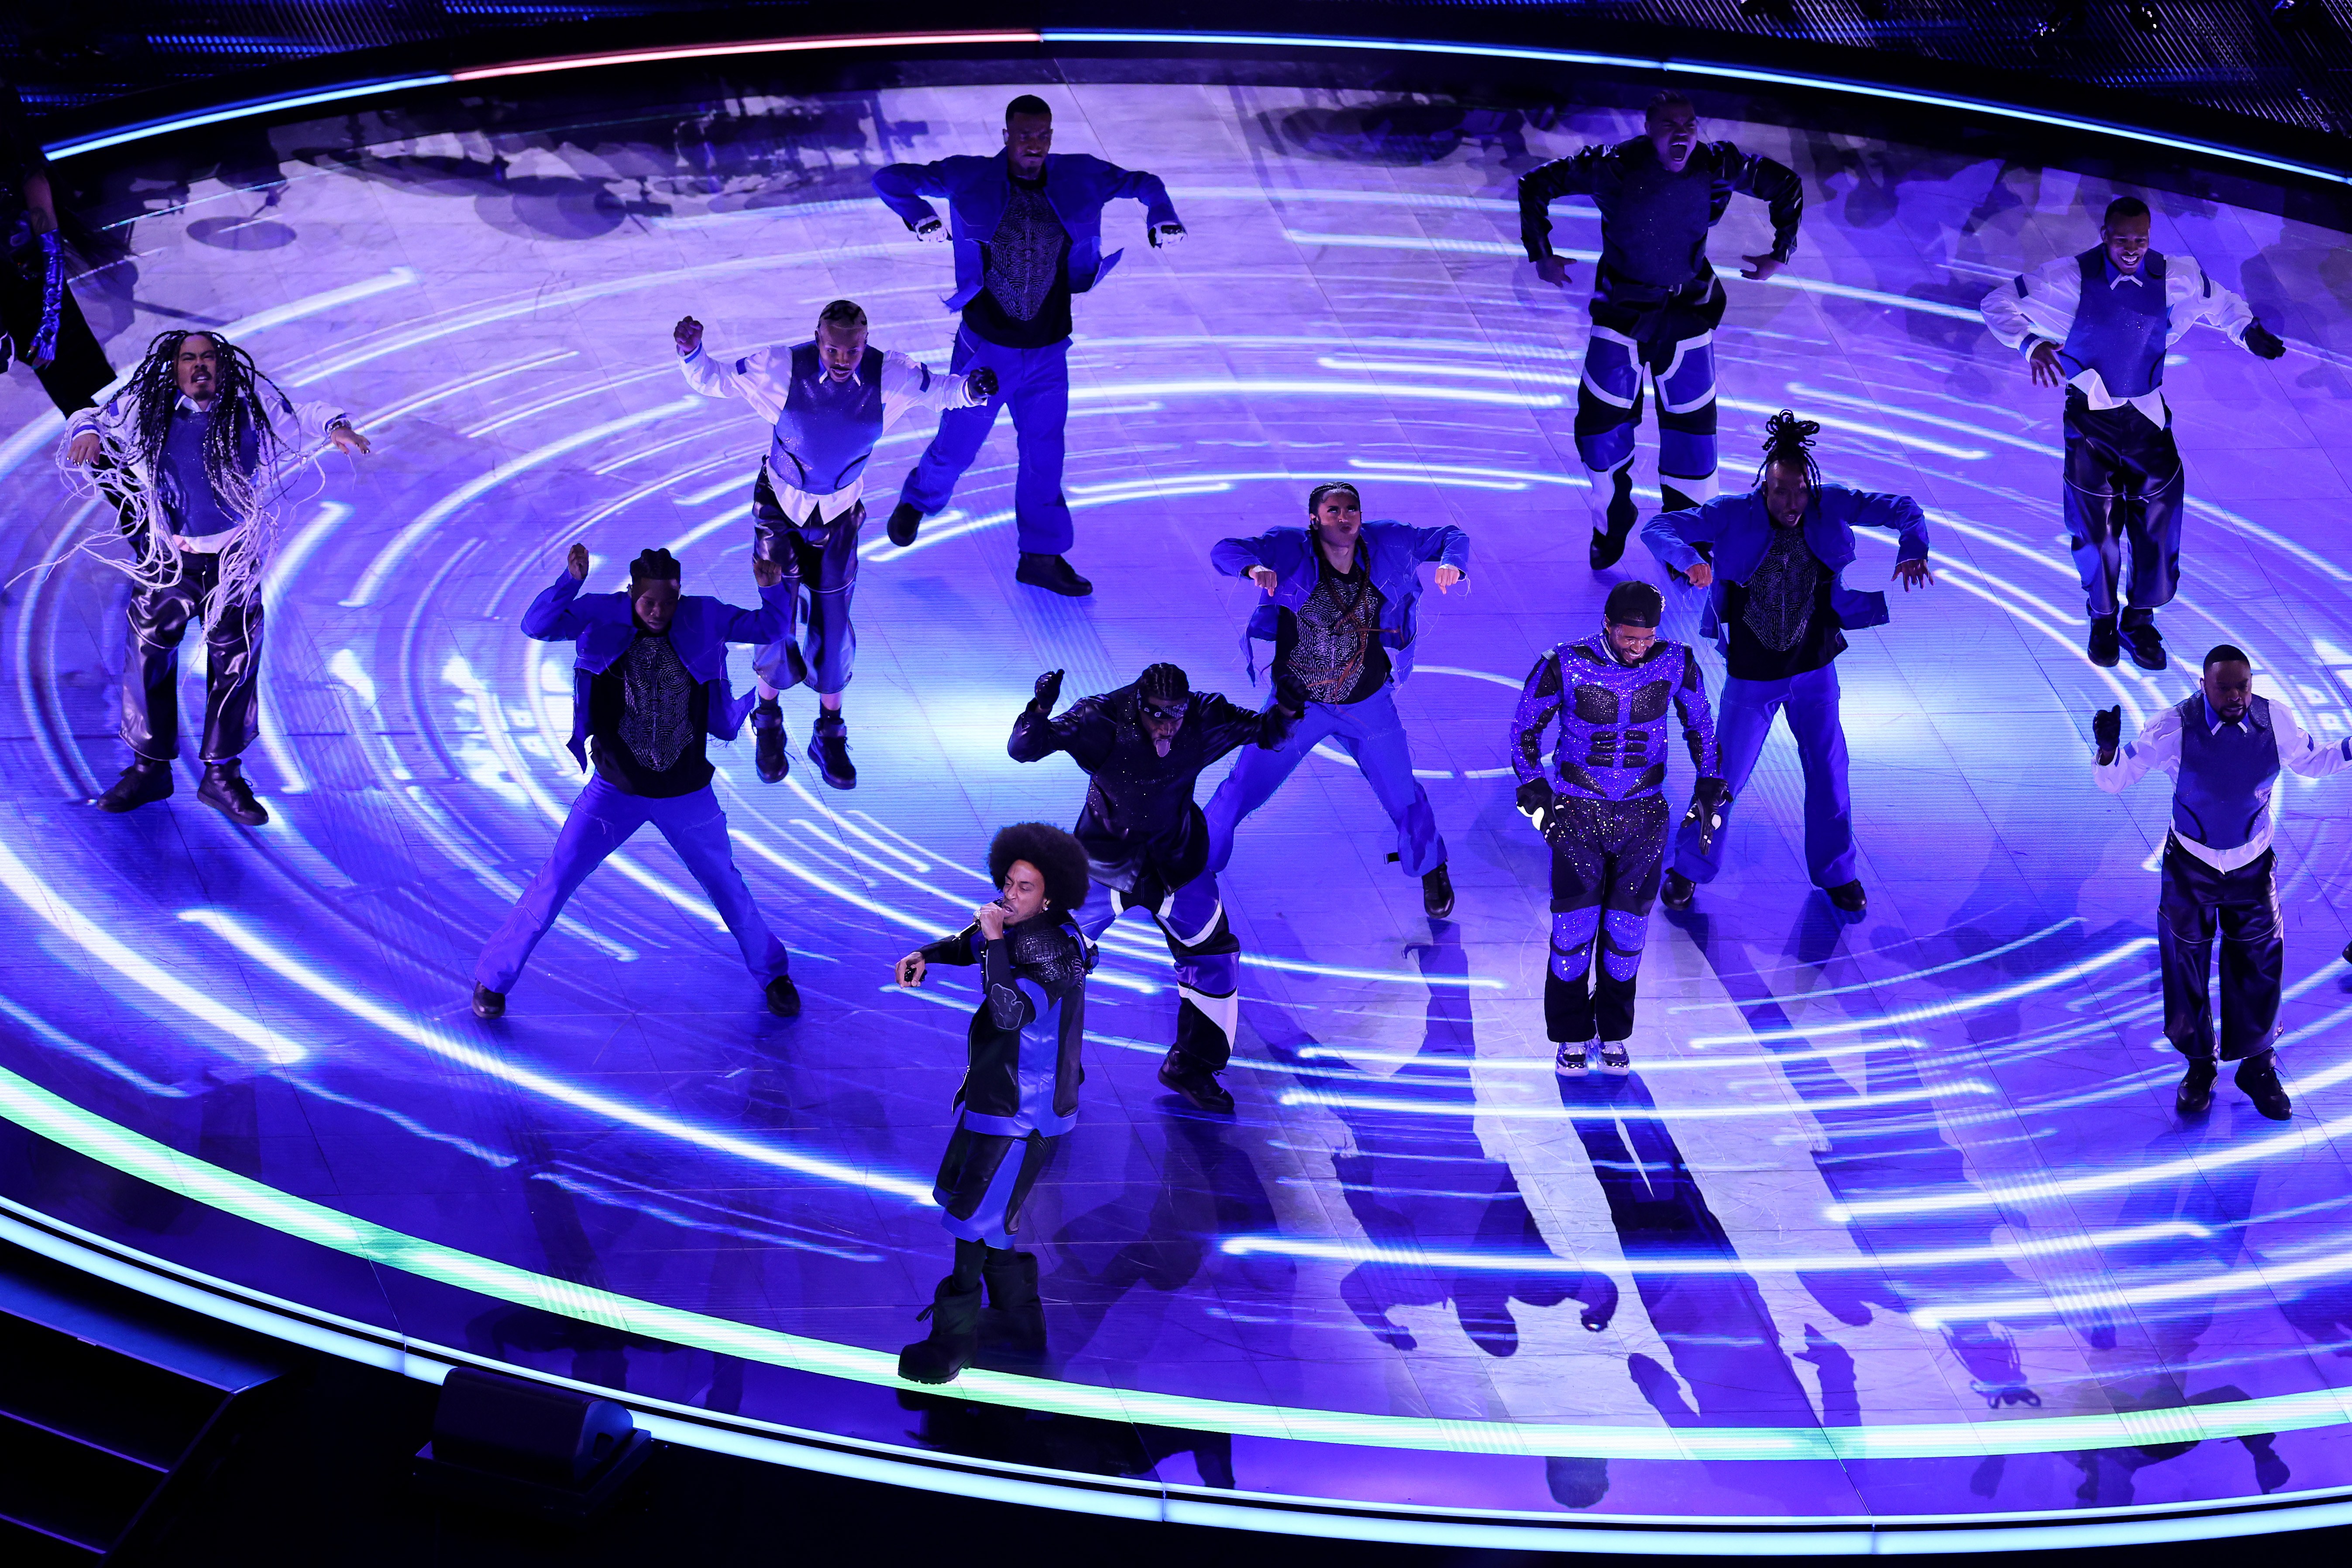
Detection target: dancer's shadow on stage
<box><xmin>1255</xmin><ymin>102</ymin><xmax>1542</xmax><ymax>169</ymax></box>
<box><xmin>1257</xmin><ymin>921</ymin><xmax>1617</xmax><ymax>1358</ymax></box>
<box><xmin>1553</xmin><ymin>1067</ymin><xmax>1853</xmax><ymax>1510</ymax></box>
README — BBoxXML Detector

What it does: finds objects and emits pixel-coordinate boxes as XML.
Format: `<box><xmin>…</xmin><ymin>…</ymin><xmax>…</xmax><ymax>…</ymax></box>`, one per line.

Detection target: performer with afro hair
<box><xmin>1010</xmin><ymin>660</ymin><xmax>1289</xmax><ymax>1113</ymax></box>
<box><xmin>893</xmin><ymin>820</ymin><xmax>1097</xmax><ymax>1383</ymax></box>
<box><xmin>471</xmin><ymin>542</ymin><xmax>800</xmax><ymax>1021</ymax></box>
<box><xmin>1640</xmin><ymin>411</ymin><xmax>1935</xmax><ymax>917</ymax></box>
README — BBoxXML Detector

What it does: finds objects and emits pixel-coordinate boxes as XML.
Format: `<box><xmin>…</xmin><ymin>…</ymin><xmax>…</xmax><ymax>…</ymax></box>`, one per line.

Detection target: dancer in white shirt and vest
<box><xmin>674</xmin><ymin>301</ymin><xmax>994</xmax><ymax>787</ymax></box>
<box><xmin>1981</xmin><ymin>196</ymin><xmax>2285</xmax><ymax>672</ymax></box>
<box><xmin>2093</xmin><ymin>645</ymin><xmax>2352</xmax><ymax>1121</ymax></box>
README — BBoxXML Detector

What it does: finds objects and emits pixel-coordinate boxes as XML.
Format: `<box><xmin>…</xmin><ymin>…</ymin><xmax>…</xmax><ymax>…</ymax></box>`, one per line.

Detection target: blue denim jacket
<box><xmin>872</xmin><ymin>151</ymin><xmax>1180</xmax><ymax>313</ymax></box>
<box><xmin>522</xmin><ymin>570</ymin><xmax>791</xmax><ymax>768</ymax></box>
<box><xmin>1210</xmin><ymin>520</ymin><xmax>1472</xmax><ymax>688</ymax></box>
<box><xmin>1640</xmin><ymin>483</ymin><xmax>1930</xmax><ymax>656</ymax></box>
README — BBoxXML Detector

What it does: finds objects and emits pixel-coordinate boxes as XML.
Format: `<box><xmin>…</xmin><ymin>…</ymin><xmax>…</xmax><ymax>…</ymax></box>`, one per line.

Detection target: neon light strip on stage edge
<box><xmin>37</xmin><ymin>28</ymin><xmax>2352</xmax><ymax>189</ymax></box>
<box><xmin>7</xmin><ymin>1057</ymin><xmax>2352</xmax><ymax>1472</ymax></box>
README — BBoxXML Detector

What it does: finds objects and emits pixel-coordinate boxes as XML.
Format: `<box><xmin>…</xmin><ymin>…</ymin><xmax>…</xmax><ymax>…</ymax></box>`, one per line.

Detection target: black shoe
<box><xmin>2122</xmin><ymin>615</ymin><xmax>2166</xmax><ymax>671</ymax></box>
<box><xmin>2175</xmin><ymin>1054</ymin><xmax>2217</xmax><ymax>1114</ymax></box>
<box><xmin>1825</xmin><ymin>879</ymin><xmax>1867</xmax><ymax>915</ymax></box>
<box><xmin>806</xmin><ymin>712</ymin><xmax>856</xmax><ymax>789</ymax></box>
<box><xmin>1422</xmin><ymin>863</ymin><xmax>1455</xmax><ymax>919</ymax></box>
<box><xmin>2087</xmin><ymin>616</ymin><xmax>2120</xmax><ymax>668</ymax></box>
<box><xmin>886</xmin><ymin>501</ymin><xmax>925</xmax><ymax>549</ymax></box>
<box><xmin>2236</xmin><ymin>1050</ymin><xmax>2292</xmax><ymax>1121</ymax></box>
<box><xmin>979</xmin><ymin>1249</ymin><xmax>1048</xmax><ymax>1354</ymax></box>
<box><xmin>196</xmin><ymin>762</ymin><xmax>268</xmax><ymax>826</ymax></box>
<box><xmin>471</xmin><ymin>983</ymin><xmax>505</xmax><ymax>1020</ymax></box>
<box><xmin>1661</xmin><ymin>870</ymin><xmax>1695</xmax><ymax>911</ymax></box>
<box><xmin>95</xmin><ymin>759</ymin><xmax>173</xmax><ymax>813</ymax></box>
<box><xmin>1588</xmin><ymin>468</ymin><xmax>1637</xmax><ymax>570</ymax></box>
<box><xmin>764</xmin><ymin>974</ymin><xmax>801</xmax><ymax>1018</ymax></box>
<box><xmin>1015</xmin><ymin>552</ymin><xmax>1093</xmax><ymax>597</ymax></box>
<box><xmin>1158</xmin><ymin>1049</ymin><xmax>1236</xmax><ymax>1114</ymax></box>
<box><xmin>751</xmin><ymin>700</ymin><xmax>789</xmax><ymax>783</ymax></box>
<box><xmin>897</xmin><ymin>1277</ymin><xmax>983</xmax><ymax>1385</ymax></box>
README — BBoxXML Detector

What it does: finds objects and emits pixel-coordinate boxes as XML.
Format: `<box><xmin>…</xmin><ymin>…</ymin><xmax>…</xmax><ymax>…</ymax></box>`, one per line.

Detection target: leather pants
<box><xmin>122</xmin><ymin>549</ymin><xmax>262</xmax><ymax>763</ymax></box>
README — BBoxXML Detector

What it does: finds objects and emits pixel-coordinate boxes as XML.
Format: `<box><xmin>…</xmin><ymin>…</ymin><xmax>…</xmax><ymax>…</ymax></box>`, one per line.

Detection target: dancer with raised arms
<box><xmin>674</xmin><ymin>299</ymin><xmax>994</xmax><ymax>788</ymax></box>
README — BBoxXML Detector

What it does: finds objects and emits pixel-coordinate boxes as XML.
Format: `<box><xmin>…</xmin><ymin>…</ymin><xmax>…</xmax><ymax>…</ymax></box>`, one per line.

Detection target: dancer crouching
<box><xmin>894</xmin><ymin>822</ymin><xmax>1096</xmax><ymax>1383</ymax></box>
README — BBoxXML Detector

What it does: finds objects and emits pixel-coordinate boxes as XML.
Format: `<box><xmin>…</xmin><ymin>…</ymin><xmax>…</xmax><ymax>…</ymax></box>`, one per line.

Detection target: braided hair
<box><xmin>1755</xmin><ymin>409</ymin><xmax>1822</xmax><ymax>489</ymax></box>
<box><xmin>124</xmin><ymin>330</ymin><xmax>291</xmax><ymax>522</ymax></box>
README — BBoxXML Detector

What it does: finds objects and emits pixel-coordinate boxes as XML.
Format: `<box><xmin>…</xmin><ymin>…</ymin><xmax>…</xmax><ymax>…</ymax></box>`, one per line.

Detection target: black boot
<box><xmin>2235</xmin><ymin>1050</ymin><xmax>2292</xmax><ymax>1121</ymax></box>
<box><xmin>196</xmin><ymin>761</ymin><xmax>268</xmax><ymax>826</ymax></box>
<box><xmin>2087</xmin><ymin>615</ymin><xmax>2120</xmax><ymax>668</ymax></box>
<box><xmin>980</xmin><ymin>1250</ymin><xmax>1048</xmax><ymax>1354</ymax></box>
<box><xmin>751</xmin><ymin>699</ymin><xmax>789</xmax><ymax>783</ymax></box>
<box><xmin>897</xmin><ymin>1276</ymin><xmax>984</xmax><ymax>1384</ymax></box>
<box><xmin>1660</xmin><ymin>870</ymin><xmax>1696</xmax><ymax>911</ymax></box>
<box><xmin>1825</xmin><ymin>879</ymin><xmax>1867</xmax><ymax>915</ymax></box>
<box><xmin>764</xmin><ymin>974</ymin><xmax>802</xmax><ymax>1018</ymax></box>
<box><xmin>1158</xmin><ymin>1047</ymin><xmax>1235</xmax><ymax>1114</ymax></box>
<box><xmin>1588</xmin><ymin>468</ymin><xmax>1637</xmax><ymax>570</ymax></box>
<box><xmin>2175</xmin><ymin>1053</ymin><xmax>2217</xmax><ymax>1115</ymax></box>
<box><xmin>1015</xmin><ymin>553</ymin><xmax>1093</xmax><ymax>597</ymax></box>
<box><xmin>95</xmin><ymin>758</ymin><xmax>173</xmax><ymax>814</ymax></box>
<box><xmin>886</xmin><ymin>501</ymin><xmax>925</xmax><ymax>549</ymax></box>
<box><xmin>471</xmin><ymin>983</ymin><xmax>506</xmax><ymax>1020</ymax></box>
<box><xmin>806</xmin><ymin>710</ymin><xmax>856</xmax><ymax>789</ymax></box>
<box><xmin>2121</xmin><ymin>612</ymin><xmax>2166</xmax><ymax>671</ymax></box>
<box><xmin>1422</xmin><ymin>863</ymin><xmax>1455</xmax><ymax>919</ymax></box>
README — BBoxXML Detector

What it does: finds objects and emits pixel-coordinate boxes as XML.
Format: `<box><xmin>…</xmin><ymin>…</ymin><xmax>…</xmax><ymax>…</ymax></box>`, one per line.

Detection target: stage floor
<box><xmin>7</xmin><ymin>68</ymin><xmax>2352</xmax><ymax>1537</ymax></box>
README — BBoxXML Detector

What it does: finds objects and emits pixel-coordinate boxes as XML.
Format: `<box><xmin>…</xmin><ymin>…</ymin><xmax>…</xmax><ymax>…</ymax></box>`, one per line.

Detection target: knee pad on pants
<box><xmin>1599</xmin><ymin>907</ymin><xmax>1650</xmax><ymax>983</ymax></box>
<box><xmin>1549</xmin><ymin>908</ymin><xmax>1600</xmax><ymax>981</ymax></box>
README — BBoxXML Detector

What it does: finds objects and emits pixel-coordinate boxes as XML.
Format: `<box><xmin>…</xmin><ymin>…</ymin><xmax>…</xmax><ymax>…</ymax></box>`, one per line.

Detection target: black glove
<box><xmin>2244</xmin><ymin>323</ymin><xmax>2287</xmax><ymax>361</ymax></box>
<box><xmin>1029</xmin><ymin>668</ymin><xmax>1064</xmax><ymax>714</ymax></box>
<box><xmin>1258</xmin><ymin>704</ymin><xmax>1299</xmax><ymax>749</ymax></box>
<box><xmin>966</xmin><ymin>366</ymin><xmax>1000</xmax><ymax>401</ymax></box>
<box><xmin>1681</xmin><ymin>777</ymin><xmax>1732</xmax><ymax>859</ymax></box>
<box><xmin>2093</xmin><ymin>705</ymin><xmax>2122</xmax><ymax>755</ymax></box>
<box><xmin>1515</xmin><ymin>777</ymin><xmax>1557</xmax><ymax>838</ymax></box>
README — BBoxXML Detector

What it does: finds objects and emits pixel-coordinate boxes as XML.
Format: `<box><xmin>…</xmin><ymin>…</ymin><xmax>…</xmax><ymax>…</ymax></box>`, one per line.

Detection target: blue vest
<box><xmin>768</xmin><ymin>342</ymin><xmax>887</xmax><ymax>495</ymax></box>
<box><xmin>2172</xmin><ymin>694</ymin><xmax>2279</xmax><ymax>851</ymax></box>
<box><xmin>159</xmin><ymin>405</ymin><xmax>258</xmax><ymax>541</ymax></box>
<box><xmin>2059</xmin><ymin>247</ymin><xmax>2171</xmax><ymax>400</ymax></box>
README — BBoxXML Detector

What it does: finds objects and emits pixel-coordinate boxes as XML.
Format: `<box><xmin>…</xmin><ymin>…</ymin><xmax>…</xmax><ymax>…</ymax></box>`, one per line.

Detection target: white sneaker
<box><xmin>1599</xmin><ymin>1042</ymin><xmax>1631</xmax><ymax>1075</ymax></box>
<box><xmin>1554</xmin><ymin>1040</ymin><xmax>1592</xmax><ymax>1076</ymax></box>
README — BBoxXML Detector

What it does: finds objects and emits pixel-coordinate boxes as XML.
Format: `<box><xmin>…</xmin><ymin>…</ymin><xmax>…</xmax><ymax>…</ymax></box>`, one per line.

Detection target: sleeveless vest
<box><xmin>2059</xmin><ymin>247</ymin><xmax>2171</xmax><ymax>400</ymax></box>
<box><xmin>2172</xmin><ymin>693</ymin><xmax>2279</xmax><ymax>851</ymax></box>
<box><xmin>768</xmin><ymin>342</ymin><xmax>886</xmax><ymax>495</ymax></box>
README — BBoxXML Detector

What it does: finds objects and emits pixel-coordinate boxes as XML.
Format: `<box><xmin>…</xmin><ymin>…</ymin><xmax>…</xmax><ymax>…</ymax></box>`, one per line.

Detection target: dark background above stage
<box><xmin>5</xmin><ymin>0</ymin><xmax>2352</xmax><ymax>164</ymax></box>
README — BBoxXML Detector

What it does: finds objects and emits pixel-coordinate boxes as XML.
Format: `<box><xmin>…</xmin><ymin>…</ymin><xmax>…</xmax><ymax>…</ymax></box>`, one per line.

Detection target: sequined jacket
<box><xmin>1510</xmin><ymin>634</ymin><xmax>1720</xmax><ymax>821</ymax></box>
<box><xmin>1640</xmin><ymin>483</ymin><xmax>1930</xmax><ymax>658</ymax></box>
<box><xmin>915</xmin><ymin>912</ymin><xmax>1096</xmax><ymax>1128</ymax></box>
<box><xmin>523</xmin><ymin>569</ymin><xmax>792</xmax><ymax>770</ymax></box>
<box><xmin>871</xmin><ymin>151</ymin><xmax>1180</xmax><ymax>315</ymax></box>
<box><xmin>1009</xmin><ymin>682</ymin><xmax>1270</xmax><ymax>896</ymax></box>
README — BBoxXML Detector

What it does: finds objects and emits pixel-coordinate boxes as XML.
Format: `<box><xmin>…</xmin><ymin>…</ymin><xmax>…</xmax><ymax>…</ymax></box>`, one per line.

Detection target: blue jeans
<box><xmin>897</xmin><ymin>326</ymin><xmax>1073</xmax><ymax>556</ymax></box>
<box><xmin>1206</xmin><ymin>684</ymin><xmax>1446</xmax><ymax>880</ymax></box>
<box><xmin>1673</xmin><ymin>664</ymin><xmax>1856</xmax><ymax>890</ymax></box>
<box><xmin>475</xmin><ymin>777</ymin><xmax>789</xmax><ymax>993</ymax></box>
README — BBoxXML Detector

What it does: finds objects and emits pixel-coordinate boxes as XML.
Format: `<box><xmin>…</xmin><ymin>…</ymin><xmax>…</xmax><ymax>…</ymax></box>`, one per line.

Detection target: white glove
<box><xmin>1150</xmin><ymin>222</ymin><xmax>1186</xmax><ymax>248</ymax></box>
<box><xmin>914</xmin><ymin>217</ymin><xmax>948</xmax><ymax>244</ymax></box>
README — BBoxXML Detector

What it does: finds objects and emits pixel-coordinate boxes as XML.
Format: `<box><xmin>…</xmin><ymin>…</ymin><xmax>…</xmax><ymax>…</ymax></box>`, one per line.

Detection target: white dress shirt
<box><xmin>677</xmin><ymin>344</ymin><xmax>978</xmax><ymax>524</ymax></box>
<box><xmin>1979</xmin><ymin>252</ymin><xmax>2254</xmax><ymax>426</ymax></box>
<box><xmin>2096</xmin><ymin>696</ymin><xmax>2352</xmax><ymax>870</ymax></box>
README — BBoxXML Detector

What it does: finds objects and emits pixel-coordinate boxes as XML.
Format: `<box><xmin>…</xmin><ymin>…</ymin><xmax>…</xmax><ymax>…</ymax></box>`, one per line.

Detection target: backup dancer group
<box><xmin>23</xmin><ymin>88</ymin><xmax>2327</xmax><ymax>1386</ymax></box>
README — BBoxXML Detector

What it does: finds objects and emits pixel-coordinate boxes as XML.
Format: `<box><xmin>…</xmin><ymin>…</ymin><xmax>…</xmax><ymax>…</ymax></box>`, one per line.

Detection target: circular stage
<box><xmin>6</xmin><ymin>45</ymin><xmax>2352</xmax><ymax>1551</ymax></box>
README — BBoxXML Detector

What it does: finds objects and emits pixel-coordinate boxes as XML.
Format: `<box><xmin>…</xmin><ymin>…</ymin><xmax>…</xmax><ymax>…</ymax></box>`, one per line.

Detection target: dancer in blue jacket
<box><xmin>1204</xmin><ymin>481</ymin><xmax>1470</xmax><ymax>920</ymax></box>
<box><xmin>472</xmin><ymin>545</ymin><xmax>799</xmax><ymax>1020</ymax></box>
<box><xmin>873</xmin><ymin>93</ymin><xmax>1184</xmax><ymax>597</ymax></box>
<box><xmin>1640</xmin><ymin>413</ymin><xmax>1934</xmax><ymax>917</ymax></box>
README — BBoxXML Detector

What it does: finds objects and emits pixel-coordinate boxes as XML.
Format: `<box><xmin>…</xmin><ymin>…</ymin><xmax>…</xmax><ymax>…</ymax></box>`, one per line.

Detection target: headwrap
<box><xmin>1604</xmin><ymin>580</ymin><xmax>1664</xmax><ymax>628</ymax></box>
